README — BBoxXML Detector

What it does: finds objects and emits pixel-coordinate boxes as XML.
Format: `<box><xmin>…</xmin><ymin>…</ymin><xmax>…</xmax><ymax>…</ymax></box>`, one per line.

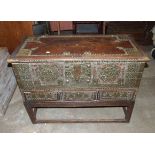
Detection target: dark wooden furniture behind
<box><xmin>8</xmin><ymin>35</ymin><xmax>149</xmax><ymax>123</ymax></box>
<box><xmin>106</xmin><ymin>21</ymin><xmax>155</xmax><ymax>45</ymax></box>
<box><xmin>73</xmin><ymin>21</ymin><xmax>104</xmax><ymax>34</ymax></box>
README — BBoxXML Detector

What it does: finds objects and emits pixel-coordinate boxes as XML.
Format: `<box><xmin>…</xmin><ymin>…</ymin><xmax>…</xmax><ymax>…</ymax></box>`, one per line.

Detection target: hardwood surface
<box><xmin>10</xmin><ymin>35</ymin><xmax>148</xmax><ymax>61</ymax></box>
<box><xmin>0</xmin><ymin>21</ymin><xmax>33</xmax><ymax>53</ymax></box>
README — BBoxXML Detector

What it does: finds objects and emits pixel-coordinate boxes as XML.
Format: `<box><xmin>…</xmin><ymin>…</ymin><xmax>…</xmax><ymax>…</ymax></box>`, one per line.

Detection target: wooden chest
<box><xmin>8</xmin><ymin>35</ymin><xmax>149</xmax><ymax>123</ymax></box>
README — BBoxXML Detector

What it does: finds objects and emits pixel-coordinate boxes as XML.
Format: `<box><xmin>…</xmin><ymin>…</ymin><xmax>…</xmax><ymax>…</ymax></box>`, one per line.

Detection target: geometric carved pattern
<box><xmin>97</xmin><ymin>63</ymin><xmax>124</xmax><ymax>84</ymax></box>
<box><xmin>24</xmin><ymin>89</ymin><xmax>136</xmax><ymax>102</ymax></box>
<box><xmin>63</xmin><ymin>90</ymin><xmax>97</xmax><ymax>101</ymax></box>
<box><xmin>33</xmin><ymin>63</ymin><xmax>63</xmax><ymax>86</ymax></box>
<box><xmin>99</xmin><ymin>89</ymin><xmax>136</xmax><ymax>101</ymax></box>
<box><xmin>12</xmin><ymin>61</ymin><xmax>145</xmax><ymax>91</ymax></box>
<box><xmin>24</xmin><ymin>91</ymin><xmax>59</xmax><ymax>101</ymax></box>
<box><xmin>65</xmin><ymin>61</ymin><xmax>92</xmax><ymax>86</ymax></box>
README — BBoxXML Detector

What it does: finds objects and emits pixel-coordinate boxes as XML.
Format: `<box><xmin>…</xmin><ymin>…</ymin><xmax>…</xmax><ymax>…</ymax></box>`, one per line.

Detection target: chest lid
<box><xmin>8</xmin><ymin>35</ymin><xmax>149</xmax><ymax>62</ymax></box>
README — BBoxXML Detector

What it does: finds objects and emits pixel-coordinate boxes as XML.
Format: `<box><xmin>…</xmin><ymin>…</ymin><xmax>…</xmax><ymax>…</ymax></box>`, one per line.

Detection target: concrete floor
<box><xmin>0</xmin><ymin>46</ymin><xmax>155</xmax><ymax>133</ymax></box>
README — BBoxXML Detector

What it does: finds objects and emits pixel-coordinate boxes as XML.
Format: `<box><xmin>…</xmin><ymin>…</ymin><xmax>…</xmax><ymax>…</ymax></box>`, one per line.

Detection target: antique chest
<box><xmin>7</xmin><ymin>35</ymin><xmax>149</xmax><ymax>123</ymax></box>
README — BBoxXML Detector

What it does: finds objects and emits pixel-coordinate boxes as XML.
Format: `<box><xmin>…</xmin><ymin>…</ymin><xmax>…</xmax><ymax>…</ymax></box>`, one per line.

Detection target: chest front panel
<box><xmin>12</xmin><ymin>61</ymin><xmax>144</xmax><ymax>91</ymax></box>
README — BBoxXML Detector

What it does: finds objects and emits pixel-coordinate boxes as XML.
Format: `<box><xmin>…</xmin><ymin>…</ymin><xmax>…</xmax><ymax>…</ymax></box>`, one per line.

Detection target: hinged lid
<box><xmin>8</xmin><ymin>35</ymin><xmax>149</xmax><ymax>63</ymax></box>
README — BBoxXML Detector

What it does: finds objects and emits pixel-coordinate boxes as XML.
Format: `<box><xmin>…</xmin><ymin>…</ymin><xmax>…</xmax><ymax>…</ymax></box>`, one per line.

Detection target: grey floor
<box><xmin>0</xmin><ymin>46</ymin><xmax>155</xmax><ymax>133</ymax></box>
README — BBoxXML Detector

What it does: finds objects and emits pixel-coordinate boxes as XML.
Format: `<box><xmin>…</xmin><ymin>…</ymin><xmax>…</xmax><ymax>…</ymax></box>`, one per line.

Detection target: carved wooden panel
<box><xmin>63</xmin><ymin>90</ymin><xmax>97</xmax><ymax>101</ymax></box>
<box><xmin>24</xmin><ymin>91</ymin><xmax>60</xmax><ymax>101</ymax></box>
<box><xmin>65</xmin><ymin>61</ymin><xmax>92</xmax><ymax>87</ymax></box>
<box><xmin>99</xmin><ymin>89</ymin><xmax>136</xmax><ymax>101</ymax></box>
<box><xmin>12</xmin><ymin>61</ymin><xmax>145</xmax><ymax>92</ymax></box>
<box><xmin>12</xmin><ymin>62</ymin><xmax>64</xmax><ymax>90</ymax></box>
<box><xmin>24</xmin><ymin>89</ymin><xmax>136</xmax><ymax>102</ymax></box>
